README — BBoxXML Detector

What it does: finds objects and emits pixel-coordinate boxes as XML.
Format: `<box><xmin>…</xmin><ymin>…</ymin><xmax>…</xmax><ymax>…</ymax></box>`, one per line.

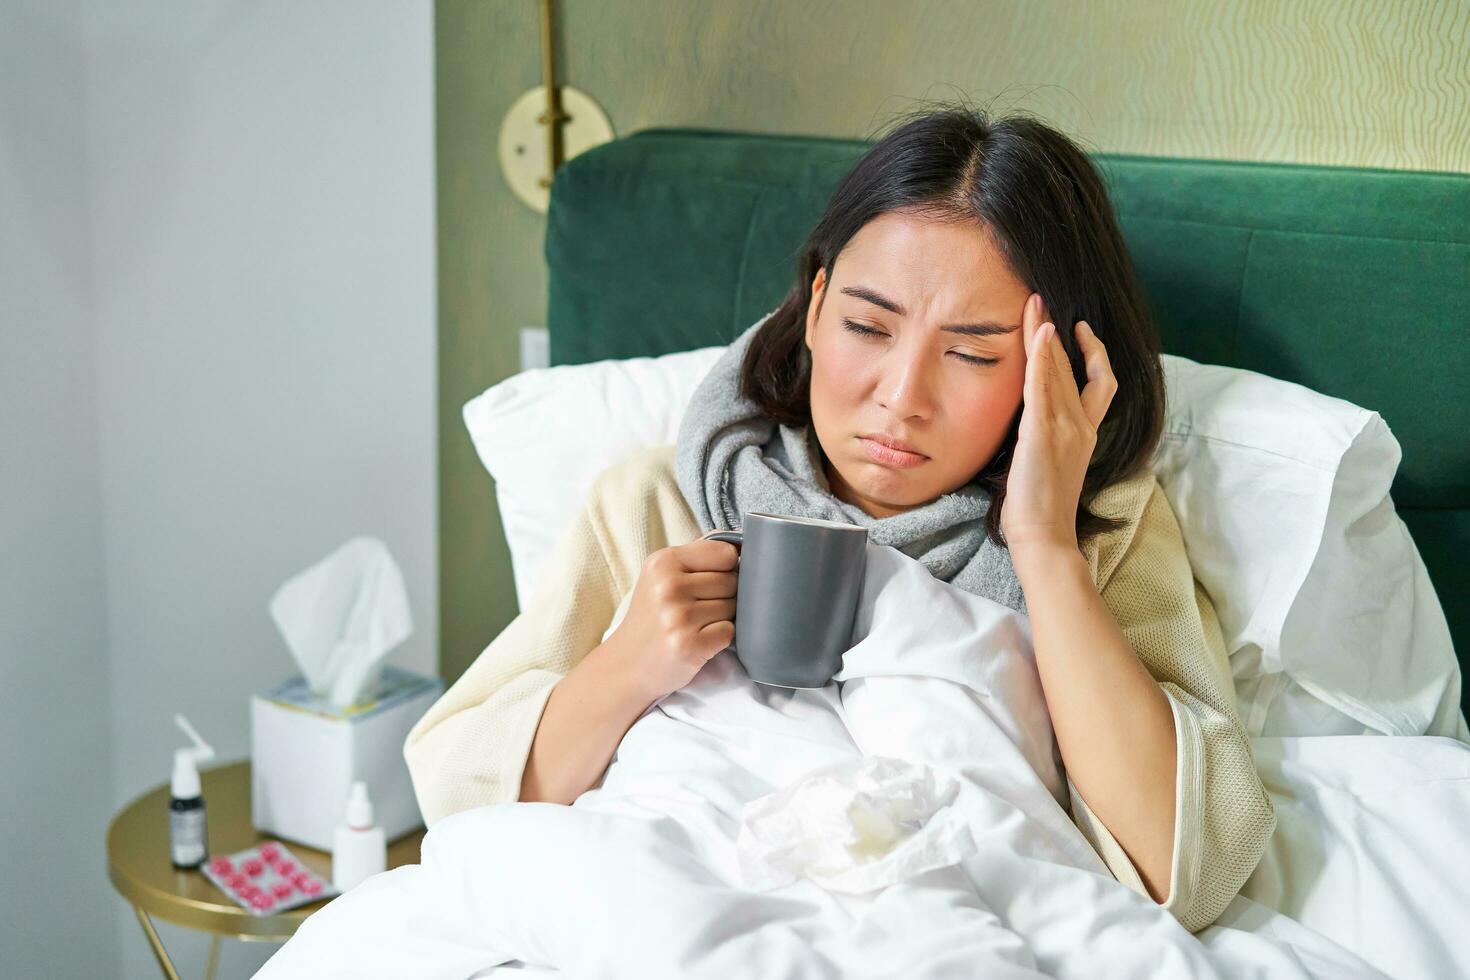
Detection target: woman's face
<box><xmin>804</xmin><ymin>210</ymin><xmax>1032</xmax><ymax>518</ymax></box>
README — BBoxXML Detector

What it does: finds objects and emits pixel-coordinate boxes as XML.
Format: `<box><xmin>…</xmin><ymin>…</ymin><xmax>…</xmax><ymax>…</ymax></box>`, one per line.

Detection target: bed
<box><xmin>263</xmin><ymin>129</ymin><xmax>1470</xmax><ymax>979</ymax></box>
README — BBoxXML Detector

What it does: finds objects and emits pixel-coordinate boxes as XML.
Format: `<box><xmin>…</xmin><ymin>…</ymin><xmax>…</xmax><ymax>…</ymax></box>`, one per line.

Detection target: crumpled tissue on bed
<box><xmin>734</xmin><ymin>754</ymin><xmax>978</xmax><ymax>894</ymax></box>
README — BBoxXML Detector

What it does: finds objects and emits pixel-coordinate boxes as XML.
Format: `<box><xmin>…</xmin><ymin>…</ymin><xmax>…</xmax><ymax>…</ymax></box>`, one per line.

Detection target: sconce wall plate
<box><xmin>498</xmin><ymin>85</ymin><xmax>614</xmax><ymax>213</ymax></box>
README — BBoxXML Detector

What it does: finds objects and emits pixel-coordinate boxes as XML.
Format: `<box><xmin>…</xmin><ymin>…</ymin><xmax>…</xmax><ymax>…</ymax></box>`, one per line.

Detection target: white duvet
<box><xmin>260</xmin><ymin>544</ymin><xmax>1470</xmax><ymax>979</ymax></box>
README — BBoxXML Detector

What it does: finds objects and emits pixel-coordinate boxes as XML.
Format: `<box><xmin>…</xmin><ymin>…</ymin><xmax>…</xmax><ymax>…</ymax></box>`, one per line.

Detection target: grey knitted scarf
<box><xmin>674</xmin><ymin>311</ymin><xmax>1027</xmax><ymax>616</ymax></box>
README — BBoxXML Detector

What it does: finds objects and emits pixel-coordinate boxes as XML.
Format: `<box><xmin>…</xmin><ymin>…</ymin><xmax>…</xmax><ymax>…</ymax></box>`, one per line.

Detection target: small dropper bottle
<box><xmin>332</xmin><ymin>781</ymin><xmax>386</xmax><ymax>892</ymax></box>
<box><xmin>169</xmin><ymin>714</ymin><xmax>215</xmax><ymax>869</ymax></box>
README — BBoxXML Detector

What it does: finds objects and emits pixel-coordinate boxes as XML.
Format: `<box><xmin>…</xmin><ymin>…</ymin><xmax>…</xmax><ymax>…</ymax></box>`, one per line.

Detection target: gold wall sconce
<box><xmin>498</xmin><ymin>0</ymin><xmax>614</xmax><ymax>213</ymax></box>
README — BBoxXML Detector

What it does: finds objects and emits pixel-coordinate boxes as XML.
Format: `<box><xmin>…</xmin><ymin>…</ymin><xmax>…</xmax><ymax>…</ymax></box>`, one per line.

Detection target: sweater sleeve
<box><xmin>402</xmin><ymin>494</ymin><xmax>619</xmax><ymax>826</ymax></box>
<box><xmin>1066</xmin><ymin>481</ymin><xmax>1277</xmax><ymax>934</ymax></box>
<box><xmin>404</xmin><ymin>445</ymin><xmax>697</xmax><ymax>826</ymax></box>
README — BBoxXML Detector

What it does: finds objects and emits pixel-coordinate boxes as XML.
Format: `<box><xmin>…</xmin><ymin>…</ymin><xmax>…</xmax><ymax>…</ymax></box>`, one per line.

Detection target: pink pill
<box><xmin>243</xmin><ymin>858</ymin><xmax>265</xmax><ymax>877</ymax></box>
<box><xmin>259</xmin><ymin>842</ymin><xmax>280</xmax><ymax>861</ymax></box>
<box><xmin>290</xmin><ymin>870</ymin><xmax>311</xmax><ymax>886</ymax></box>
<box><xmin>271</xmin><ymin>881</ymin><xmax>295</xmax><ymax>899</ymax></box>
<box><xmin>209</xmin><ymin>856</ymin><xmax>233</xmax><ymax>875</ymax></box>
<box><xmin>250</xmin><ymin>893</ymin><xmax>274</xmax><ymax>910</ymax></box>
<box><xmin>226</xmin><ymin>873</ymin><xmax>248</xmax><ymax>891</ymax></box>
<box><xmin>271</xmin><ymin>859</ymin><xmax>295</xmax><ymax>875</ymax></box>
<box><xmin>301</xmin><ymin>879</ymin><xmax>322</xmax><ymax>896</ymax></box>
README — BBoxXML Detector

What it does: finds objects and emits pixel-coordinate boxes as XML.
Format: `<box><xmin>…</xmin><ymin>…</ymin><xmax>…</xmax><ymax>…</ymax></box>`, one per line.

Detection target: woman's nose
<box><xmin>875</xmin><ymin>349</ymin><xmax>936</xmax><ymax>421</ymax></box>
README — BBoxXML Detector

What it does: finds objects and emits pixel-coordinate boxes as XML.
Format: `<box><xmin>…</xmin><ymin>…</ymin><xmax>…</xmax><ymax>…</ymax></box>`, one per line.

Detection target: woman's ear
<box><xmin>805</xmin><ymin>267</ymin><xmax>826</xmax><ymax>351</ymax></box>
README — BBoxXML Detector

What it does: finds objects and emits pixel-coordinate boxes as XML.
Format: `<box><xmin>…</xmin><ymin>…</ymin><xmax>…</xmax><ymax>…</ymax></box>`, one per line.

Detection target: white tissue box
<box><xmin>251</xmin><ymin>665</ymin><xmax>443</xmax><ymax>851</ymax></box>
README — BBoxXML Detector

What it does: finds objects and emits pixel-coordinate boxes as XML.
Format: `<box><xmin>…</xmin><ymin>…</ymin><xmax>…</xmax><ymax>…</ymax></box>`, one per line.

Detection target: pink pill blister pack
<box><xmin>201</xmin><ymin>841</ymin><xmax>340</xmax><ymax>915</ymax></box>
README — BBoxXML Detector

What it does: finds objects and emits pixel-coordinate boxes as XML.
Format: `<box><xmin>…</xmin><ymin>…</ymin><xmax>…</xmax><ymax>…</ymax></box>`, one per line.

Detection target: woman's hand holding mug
<box><xmin>606</xmin><ymin>537</ymin><xmax>740</xmax><ymax>702</ymax></box>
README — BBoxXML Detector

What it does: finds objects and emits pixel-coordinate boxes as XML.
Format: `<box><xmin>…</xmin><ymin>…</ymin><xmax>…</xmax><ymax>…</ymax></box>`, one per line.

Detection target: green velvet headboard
<box><xmin>544</xmin><ymin>126</ymin><xmax>1470</xmax><ymax>713</ymax></box>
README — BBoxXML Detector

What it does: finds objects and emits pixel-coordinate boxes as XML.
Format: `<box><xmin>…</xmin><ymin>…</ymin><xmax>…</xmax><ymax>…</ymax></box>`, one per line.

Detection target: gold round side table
<box><xmin>106</xmin><ymin>759</ymin><xmax>425</xmax><ymax>979</ymax></box>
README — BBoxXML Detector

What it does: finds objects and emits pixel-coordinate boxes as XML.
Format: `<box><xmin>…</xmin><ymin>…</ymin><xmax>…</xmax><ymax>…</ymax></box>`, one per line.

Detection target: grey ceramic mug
<box><xmin>702</xmin><ymin>512</ymin><xmax>868</xmax><ymax>689</ymax></box>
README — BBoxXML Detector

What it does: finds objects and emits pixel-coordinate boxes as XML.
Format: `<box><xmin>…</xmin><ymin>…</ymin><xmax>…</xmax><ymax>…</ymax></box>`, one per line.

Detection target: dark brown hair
<box><xmin>741</xmin><ymin>103</ymin><xmax>1166</xmax><ymax>550</ymax></box>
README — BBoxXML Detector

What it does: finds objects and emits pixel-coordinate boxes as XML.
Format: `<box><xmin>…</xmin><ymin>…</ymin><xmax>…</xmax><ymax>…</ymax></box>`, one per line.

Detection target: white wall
<box><xmin>0</xmin><ymin>2</ymin><xmax>436</xmax><ymax>976</ymax></box>
<box><xmin>0</xmin><ymin>1</ymin><xmax>118</xmax><ymax>974</ymax></box>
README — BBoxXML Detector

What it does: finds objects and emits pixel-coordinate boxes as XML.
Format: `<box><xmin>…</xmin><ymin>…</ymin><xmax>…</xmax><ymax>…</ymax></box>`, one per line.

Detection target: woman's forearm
<box><xmin>518</xmin><ymin>637</ymin><xmax>658</xmax><ymax>805</ymax></box>
<box><xmin>1012</xmin><ymin>543</ymin><xmax>1178</xmax><ymax>902</ymax></box>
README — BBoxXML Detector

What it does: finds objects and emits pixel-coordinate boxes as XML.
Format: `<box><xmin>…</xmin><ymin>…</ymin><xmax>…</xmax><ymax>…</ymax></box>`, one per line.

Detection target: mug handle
<box><xmin>701</xmin><ymin>529</ymin><xmax>742</xmax><ymax>549</ymax></box>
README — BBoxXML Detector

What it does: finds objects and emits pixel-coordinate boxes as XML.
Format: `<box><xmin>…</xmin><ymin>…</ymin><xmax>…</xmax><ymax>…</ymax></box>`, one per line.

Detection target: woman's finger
<box><xmin>681</xmin><ymin>570</ymin><xmax>738</xmax><ymax>600</ymax></box>
<box><xmin>691</xmin><ymin>597</ymin><xmax>737</xmax><ymax>626</ymax></box>
<box><xmin>1021</xmin><ymin>292</ymin><xmax>1045</xmax><ymax>360</ymax></box>
<box><xmin>1045</xmin><ymin>319</ymin><xmax>1084</xmax><ymax>410</ymax></box>
<box><xmin>1075</xmin><ymin>321</ymin><xmax>1118</xmax><ymax>430</ymax></box>
<box><xmin>1024</xmin><ymin>313</ymin><xmax>1053</xmax><ymax>410</ymax></box>
<box><xmin>1032</xmin><ymin>317</ymin><xmax>1074</xmax><ymax>425</ymax></box>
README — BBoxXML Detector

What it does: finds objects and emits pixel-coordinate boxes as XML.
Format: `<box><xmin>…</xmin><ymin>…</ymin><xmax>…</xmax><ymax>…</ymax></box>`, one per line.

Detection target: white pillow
<box><xmin>462</xmin><ymin>345</ymin><xmax>725</xmax><ymax>606</ymax></box>
<box><xmin>463</xmin><ymin>345</ymin><xmax>1464</xmax><ymax>741</ymax></box>
<box><xmin>1152</xmin><ymin>356</ymin><xmax>1463</xmax><ymax>740</ymax></box>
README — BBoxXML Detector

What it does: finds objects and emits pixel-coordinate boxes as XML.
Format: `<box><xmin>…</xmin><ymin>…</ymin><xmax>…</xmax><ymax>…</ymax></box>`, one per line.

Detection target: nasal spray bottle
<box><xmin>169</xmin><ymin>714</ymin><xmax>215</xmax><ymax>869</ymax></box>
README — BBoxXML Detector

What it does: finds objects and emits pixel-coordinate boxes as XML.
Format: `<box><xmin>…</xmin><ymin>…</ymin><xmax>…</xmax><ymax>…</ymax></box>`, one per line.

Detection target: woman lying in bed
<box><xmin>404</xmin><ymin>103</ymin><xmax>1275</xmax><ymax>935</ymax></box>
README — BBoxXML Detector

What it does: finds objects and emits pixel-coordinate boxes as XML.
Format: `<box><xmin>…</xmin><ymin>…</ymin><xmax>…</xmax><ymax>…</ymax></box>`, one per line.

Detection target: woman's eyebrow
<box><xmin>839</xmin><ymin>284</ymin><xmax>1020</xmax><ymax>336</ymax></box>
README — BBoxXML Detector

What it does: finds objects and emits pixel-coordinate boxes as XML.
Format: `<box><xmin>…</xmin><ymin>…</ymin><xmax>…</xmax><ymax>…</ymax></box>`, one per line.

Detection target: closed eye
<box><xmin>840</xmin><ymin>318</ymin><xmax>999</xmax><ymax>367</ymax></box>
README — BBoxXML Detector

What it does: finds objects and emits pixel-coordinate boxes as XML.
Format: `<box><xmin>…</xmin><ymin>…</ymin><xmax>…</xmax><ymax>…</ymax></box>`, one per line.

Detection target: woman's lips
<box><xmin>859</xmin><ymin>436</ymin><xmax>929</xmax><ymax>469</ymax></box>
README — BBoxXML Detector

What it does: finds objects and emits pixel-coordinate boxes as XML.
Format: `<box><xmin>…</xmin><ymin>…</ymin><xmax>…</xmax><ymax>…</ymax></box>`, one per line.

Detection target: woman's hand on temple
<box><xmin>1000</xmin><ymin>292</ymin><xmax>1118</xmax><ymax>555</ymax></box>
<box><xmin>604</xmin><ymin>537</ymin><xmax>739</xmax><ymax>702</ymax></box>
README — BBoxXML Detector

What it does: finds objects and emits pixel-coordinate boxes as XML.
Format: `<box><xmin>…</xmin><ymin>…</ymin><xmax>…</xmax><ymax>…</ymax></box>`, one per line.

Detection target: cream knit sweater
<box><xmin>405</xmin><ymin>444</ymin><xmax>1275</xmax><ymax>934</ymax></box>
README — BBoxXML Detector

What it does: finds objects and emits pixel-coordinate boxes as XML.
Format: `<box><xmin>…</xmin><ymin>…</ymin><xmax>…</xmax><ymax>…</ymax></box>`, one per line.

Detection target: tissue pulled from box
<box><xmin>269</xmin><ymin>536</ymin><xmax>413</xmax><ymax>709</ymax></box>
<box><xmin>735</xmin><ymin>755</ymin><xmax>978</xmax><ymax>894</ymax></box>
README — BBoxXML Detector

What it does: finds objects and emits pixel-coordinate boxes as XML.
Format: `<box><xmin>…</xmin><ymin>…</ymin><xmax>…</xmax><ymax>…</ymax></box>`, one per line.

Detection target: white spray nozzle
<box><xmin>175</xmin><ymin>714</ymin><xmax>215</xmax><ymax>761</ymax></box>
<box><xmin>171</xmin><ymin>714</ymin><xmax>215</xmax><ymax>799</ymax></box>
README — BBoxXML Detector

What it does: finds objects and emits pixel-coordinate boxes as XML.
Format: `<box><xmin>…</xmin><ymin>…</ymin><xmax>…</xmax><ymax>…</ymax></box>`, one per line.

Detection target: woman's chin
<box><xmin>825</xmin><ymin>453</ymin><xmax>939</xmax><ymax>515</ymax></box>
<box><xmin>843</xmin><ymin>465</ymin><xmax>937</xmax><ymax>514</ymax></box>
